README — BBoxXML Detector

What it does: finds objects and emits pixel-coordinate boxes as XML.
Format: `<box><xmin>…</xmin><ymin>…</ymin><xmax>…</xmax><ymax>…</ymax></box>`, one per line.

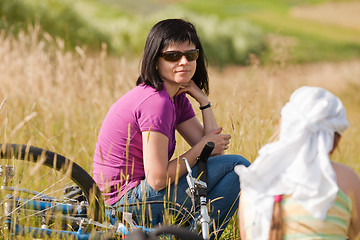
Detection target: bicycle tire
<box><xmin>0</xmin><ymin>143</ymin><xmax>104</xmax><ymax>222</ymax></box>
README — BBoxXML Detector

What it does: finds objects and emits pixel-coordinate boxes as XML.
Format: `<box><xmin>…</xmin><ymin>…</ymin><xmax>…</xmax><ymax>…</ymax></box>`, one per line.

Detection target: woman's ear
<box><xmin>330</xmin><ymin>132</ymin><xmax>341</xmax><ymax>154</ymax></box>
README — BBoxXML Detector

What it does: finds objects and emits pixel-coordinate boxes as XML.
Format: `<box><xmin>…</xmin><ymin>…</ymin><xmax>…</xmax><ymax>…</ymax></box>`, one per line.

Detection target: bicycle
<box><xmin>0</xmin><ymin>142</ymin><xmax>214</xmax><ymax>239</ymax></box>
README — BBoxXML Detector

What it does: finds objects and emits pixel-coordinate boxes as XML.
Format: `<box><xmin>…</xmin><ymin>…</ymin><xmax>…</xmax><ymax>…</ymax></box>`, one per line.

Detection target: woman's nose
<box><xmin>179</xmin><ymin>55</ymin><xmax>188</xmax><ymax>65</ymax></box>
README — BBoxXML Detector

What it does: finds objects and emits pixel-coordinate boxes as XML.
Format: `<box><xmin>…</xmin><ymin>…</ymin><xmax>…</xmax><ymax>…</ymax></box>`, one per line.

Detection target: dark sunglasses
<box><xmin>160</xmin><ymin>49</ymin><xmax>199</xmax><ymax>62</ymax></box>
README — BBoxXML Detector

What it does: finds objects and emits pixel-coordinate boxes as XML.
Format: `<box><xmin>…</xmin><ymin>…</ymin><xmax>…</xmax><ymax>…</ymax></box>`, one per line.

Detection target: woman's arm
<box><xmin>177</xmin><ymin>117</ymin><xmax>228</xmax><ymax>156</ymax></box>
<box><xmin>239</xmin><ymin>193</ymin><xmax>247</xmax><ymax>240</ymax></box>
<box><xmin>143</xmin><ymin>80</ymin><xmax>231</xmax><ymax>191</ymax></box>
<box><xmin>176</xmin><ymin>80</ymin><xmax>229</xmax><ymax>154</ymax></box>
<box><xmin>177</xmin><ymin>80</ymin><xmax>219</xmax><ymax>134</ymax></box>
<box><xmin>332</xmin><ymin>162</ymin><xmax>360</xmax><ymax>238</ymax></box>
<box><xmin>142</xmin><ymin>128</ymin><xmax>230</xmax><ymax>191</ymax></box>
<box><xmin>176</xmin><ymin>117</ymin><xmax>203</xmax><ymax>147</ymax></box>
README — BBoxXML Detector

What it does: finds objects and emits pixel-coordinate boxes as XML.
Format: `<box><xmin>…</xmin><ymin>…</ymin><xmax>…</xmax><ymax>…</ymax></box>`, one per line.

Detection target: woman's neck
<box><xmin>163</xmin><ymin>81</ymin><xmax>180</xmax><ymax>101</ymax></box>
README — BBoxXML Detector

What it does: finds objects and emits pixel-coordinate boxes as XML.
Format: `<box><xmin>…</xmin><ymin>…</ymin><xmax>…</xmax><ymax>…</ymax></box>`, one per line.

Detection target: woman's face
<box><xmin>156</xmin><ymin>42</ymin><xmax>197</xmax><ymax>88</ymax></box>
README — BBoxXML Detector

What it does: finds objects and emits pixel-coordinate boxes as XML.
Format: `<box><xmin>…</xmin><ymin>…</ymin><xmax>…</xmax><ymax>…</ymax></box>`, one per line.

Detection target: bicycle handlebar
<box><xmin>197</xmin><ymin>142</ymin><xmax>214</xmax><ymax>187</ymax></box>
<box><xmin>198</xmin><ymin>142</ymin><xmax>215</xmax><ymax>162</ymax></box>
<box><xmin>197</xmin><ymin>142</ymin><xmax>214</xmax><ymax>240</ymax></box>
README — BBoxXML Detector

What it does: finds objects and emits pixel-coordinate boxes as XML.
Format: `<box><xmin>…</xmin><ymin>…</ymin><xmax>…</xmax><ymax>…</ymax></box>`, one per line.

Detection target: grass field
<box><xmin>1</xmin><ymin>0</ymin><xmax>360</xmax><ymax>238</ymax></box>
<box><xmin>1</xmin><ymin>21</ymin><xmax>360</xmax><ymax>238</ymax></box>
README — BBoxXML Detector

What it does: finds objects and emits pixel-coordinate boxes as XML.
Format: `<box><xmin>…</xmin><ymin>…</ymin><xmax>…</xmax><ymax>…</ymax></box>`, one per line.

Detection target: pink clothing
<box><xmin>93</xmin><ymin>84</ymin><xmax>195</xmax><ymax>205</ymax></box>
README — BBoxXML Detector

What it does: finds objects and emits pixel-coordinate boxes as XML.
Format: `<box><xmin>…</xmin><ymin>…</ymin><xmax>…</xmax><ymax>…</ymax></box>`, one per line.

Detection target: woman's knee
<box><xmin>226</xmin><ymin>154</ymin><xmax>251</xmax><ymax>167</ymax></box>
<box><xmin>208</xmin><ymin>154</ymin><xmax>250</xmax><ymax>169</ymax></box>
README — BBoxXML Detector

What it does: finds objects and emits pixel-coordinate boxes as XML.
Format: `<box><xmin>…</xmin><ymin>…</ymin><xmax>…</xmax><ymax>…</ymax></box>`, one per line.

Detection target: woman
<box><xmin>93</xmin><ymin>18</ymin><xmax>250</xmax><ymax>239</ymax></box>
<box><xmin>236</xmin><ymin>86</ymin><xmax>360</xmax><ymax>239</ymax></box>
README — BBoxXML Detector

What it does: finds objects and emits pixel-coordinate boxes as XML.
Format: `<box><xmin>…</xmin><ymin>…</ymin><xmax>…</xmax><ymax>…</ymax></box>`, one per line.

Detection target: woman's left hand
<box><xmin>176</xmin><ymin>80</ymin><xmax>208</xmax><ymax>106</ymax></box>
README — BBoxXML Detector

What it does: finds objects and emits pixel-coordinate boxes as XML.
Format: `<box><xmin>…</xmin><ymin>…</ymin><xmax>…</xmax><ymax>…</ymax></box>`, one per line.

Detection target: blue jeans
<box><xmin>114</xmin><ymin>154</ymin><xmax>250</xmax><ymax>240</ymax></box>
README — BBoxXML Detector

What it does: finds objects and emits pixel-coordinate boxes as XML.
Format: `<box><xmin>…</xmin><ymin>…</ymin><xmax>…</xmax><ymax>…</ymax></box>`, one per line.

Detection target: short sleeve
<box><xmin>136</xmin><ymin>94</ymin><xmax>174</xmax><ymax>140</ymax></box>
<box><xmin>174</xmin><ymin>93</ymin><xmax>195</xmax><ymax>125</ymax></box>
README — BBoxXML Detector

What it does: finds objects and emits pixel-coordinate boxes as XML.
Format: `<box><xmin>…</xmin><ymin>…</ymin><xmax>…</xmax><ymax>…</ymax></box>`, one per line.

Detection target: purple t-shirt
<box><xmin>93</xmin><ymin>83</ymin><xmax>195</xmax><ymax>205</ymax></box>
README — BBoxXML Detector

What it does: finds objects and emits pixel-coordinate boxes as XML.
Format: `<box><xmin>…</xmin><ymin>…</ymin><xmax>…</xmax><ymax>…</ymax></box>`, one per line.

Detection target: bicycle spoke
<box><xmin>0</xmin><ymin>144</ymin><xmax>106</xmax><ymax>239</ymax></box>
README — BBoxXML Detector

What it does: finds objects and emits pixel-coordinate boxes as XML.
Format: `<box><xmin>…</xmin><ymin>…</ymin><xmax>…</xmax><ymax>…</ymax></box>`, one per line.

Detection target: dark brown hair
<box><xmin>136</xmin><ymin>18</ymin><xmax>209</xmax><ymax>95</ymax></box>
<box><xmin>269</xmin><ymin>195</ymin><xmax>282</xmax><ymax>240</ymax></box>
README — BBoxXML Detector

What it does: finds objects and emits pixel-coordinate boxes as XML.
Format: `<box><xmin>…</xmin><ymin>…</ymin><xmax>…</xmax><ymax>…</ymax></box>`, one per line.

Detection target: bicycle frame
<box><xmin>183</xmin><ymin>141</ymin><xmax>214</xmax><ymax>240</ymax></box>
<box><xmin>1</xmin><ymin>142</ymin><xmax>215</xmax><ymax>239</ymax></box>
<box><xmin>3</xmin><ymin>198</ymin><xmax>93</xmax><ymax>239</ymax></box>
<box><xmin>2</xmin><ymin>192</ymin><xmax>159</xmax><ymax>239</ymax></box>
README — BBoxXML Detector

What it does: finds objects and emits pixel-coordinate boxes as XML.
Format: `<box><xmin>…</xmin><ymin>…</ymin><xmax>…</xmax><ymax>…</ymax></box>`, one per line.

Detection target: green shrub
<box><xmin>0</xmin><ymin>0</ymin><xmax>268</xmax><ymax>66</ymax></box>
<box><xmin>0</xmin><ymin>0</ymin><xmax>112</xmax><ymax>52</ymax></box>
<box><xmin>142</xmin><ymin>10</ymin><xmax>268</xmax><ymax>66</ymax></box>
<box><xmin>193</xmin><ymin>15</ymin><xmax>267</xmax><ymax>66</ymax></box>
<box><xmin>0</xmin><ymin>0</ymin><xmax>31</xmax><ymax>31</ymax></box>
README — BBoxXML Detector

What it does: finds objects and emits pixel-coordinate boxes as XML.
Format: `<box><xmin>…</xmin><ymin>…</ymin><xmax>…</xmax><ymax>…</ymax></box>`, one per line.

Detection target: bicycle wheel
<box><xmin>0</xmin><ymin>143</ymin><xmax>107</xmax><ymax>239</ymax></box>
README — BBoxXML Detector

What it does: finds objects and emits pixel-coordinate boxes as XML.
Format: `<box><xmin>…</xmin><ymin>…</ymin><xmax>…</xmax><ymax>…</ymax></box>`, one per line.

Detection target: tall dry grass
<box><xmin>0</xmin><ymin>25</ymin><xmax>139</xmax><ymax>173</ymax></box>
<box><xmin>1</xmin><ymin>26</ymin><xmax>360</xmax><ymax>239</ymax></box>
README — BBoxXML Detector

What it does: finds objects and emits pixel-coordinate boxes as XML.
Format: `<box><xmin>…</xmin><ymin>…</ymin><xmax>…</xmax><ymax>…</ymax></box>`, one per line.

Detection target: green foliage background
<box><xmin>0</xmin><ymin>0</ymin><xmax>112</xmax><ymax>52</ymax></box>
<box><xmin>4</xmin><ymin>0</ymin><xmax>360</xmax><ymax>66</ymax></box>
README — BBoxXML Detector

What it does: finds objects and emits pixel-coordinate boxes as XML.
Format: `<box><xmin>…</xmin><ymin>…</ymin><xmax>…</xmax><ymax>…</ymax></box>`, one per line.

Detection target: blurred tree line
<box><xmin>0</xmin><ymin>0</ymin><xmax>268</xmax><ymax>66</ymax></box>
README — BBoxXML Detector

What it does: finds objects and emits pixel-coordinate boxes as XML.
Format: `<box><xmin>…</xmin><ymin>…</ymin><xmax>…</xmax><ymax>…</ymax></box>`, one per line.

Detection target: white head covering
<box><xmin>235</xmin><ymin>86</ymin><xmax>349</xmax><ymax>240</ymax></box>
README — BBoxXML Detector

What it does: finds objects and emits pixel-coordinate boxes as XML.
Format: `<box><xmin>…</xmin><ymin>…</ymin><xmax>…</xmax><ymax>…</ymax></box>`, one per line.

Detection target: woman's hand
<box><xmin>142</xmin><ymin>128</ymin><xmax>230</xmax><ymax>191</ymax></box>
<box><xmin>176</xmin><ymin>80</ymin><xmax>229</xmax><ymax>155</ymax></box>
<box><xmin>201</xmin><ymin>127</ymin><xmax>231</xmax><ymax>156</ymax></box>
<box><xmin>176</xmin><ymin>80</ymin><xmax>208</xmax><ymax>106</ymax></box>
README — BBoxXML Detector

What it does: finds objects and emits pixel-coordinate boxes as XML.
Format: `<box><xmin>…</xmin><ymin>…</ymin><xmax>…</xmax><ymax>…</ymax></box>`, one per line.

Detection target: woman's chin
<box><xmin>175</xmin><ymin>78</ymin><xmax>192</xmax><ymax>84</ymax></box>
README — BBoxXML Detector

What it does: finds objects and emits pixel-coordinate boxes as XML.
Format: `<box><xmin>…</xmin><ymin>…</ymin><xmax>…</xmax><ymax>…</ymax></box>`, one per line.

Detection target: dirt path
<box><xmin>217</xmin><ymin>1</ymin><xmax>360</xmax><ymax>95</ymax></box>
<box><xmin>214</xmin><ymin>59</ymin><xmax>360</xmax><ymax>96</ymax></box>
<box><xmin>273</xmin><ymin>60</ymin><xmax>360</xmax><ymax>92</ymax></box>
